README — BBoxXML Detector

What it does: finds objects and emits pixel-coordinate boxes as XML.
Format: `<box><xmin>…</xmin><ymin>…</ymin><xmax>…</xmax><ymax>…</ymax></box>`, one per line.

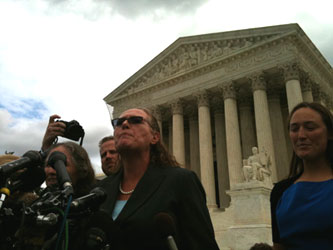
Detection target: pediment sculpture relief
<box><xmin>243</xmin><ymin>146</ymin><xmax>272</xmax><ymax>184</ymax></box>
<box><xmin>126</xmin><ymin>38</ymin><xmax>262</xmax><ymax>95</ymax></box>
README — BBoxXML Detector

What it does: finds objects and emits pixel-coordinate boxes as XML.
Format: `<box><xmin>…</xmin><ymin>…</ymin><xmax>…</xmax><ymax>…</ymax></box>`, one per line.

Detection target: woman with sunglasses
<box><xmin>98</xmin><ymin>108</ymin><xmax>219</xmax><ymax>250</ymax></box>
<box><xmin>270</xmin><ymin>102</ymin><xmax>333</xmax><ymax>250</ymax></box>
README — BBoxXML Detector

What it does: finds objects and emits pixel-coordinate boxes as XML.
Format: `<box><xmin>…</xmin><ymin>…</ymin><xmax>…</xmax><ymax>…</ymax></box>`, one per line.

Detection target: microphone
<box><xmin>83</xmin><ymin>210</ymin><xmax>119</xmax><ymax>250</ymax></box>
<box><xmin>47</xmin><ymin>151</ymin><xmax>73</xmax><ymax>193</ymax></box>
<box><xmin>70</xmin><ymin>187</ymin><xmax>107</xmax><ymax>212</ymax></box>
<box><xmin>154</xmin><ymin>212</ymin><xmax>179</xmax><ymax>250</ymax></box>
<box><xmin>7</xmin><ymin>165</ymin><xmax>46</xmax><ymax>193</ymax></box>
<box><xmin>0</xmin><ymin>152</ymin><xmax>45</xmax><ymax>209</ymax></box>
<box><xmin>0</xmin><ymin>150</ymin><xmax>43</xmax><ymax>179</ymax></box>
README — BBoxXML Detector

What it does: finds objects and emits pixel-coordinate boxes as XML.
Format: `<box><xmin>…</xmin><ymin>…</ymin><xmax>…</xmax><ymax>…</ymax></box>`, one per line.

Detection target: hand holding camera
<box><xmin>42</xmin><ymin>115</ymin><xmax>85</xmax><ymax>150</ymax></box>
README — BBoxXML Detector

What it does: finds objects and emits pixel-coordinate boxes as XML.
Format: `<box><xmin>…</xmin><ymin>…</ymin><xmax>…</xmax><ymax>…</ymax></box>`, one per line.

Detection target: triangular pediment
<box><xmin>104</xmin><ymin>23</ymin><xmax>312</xmax><ymax>103</ymax></box>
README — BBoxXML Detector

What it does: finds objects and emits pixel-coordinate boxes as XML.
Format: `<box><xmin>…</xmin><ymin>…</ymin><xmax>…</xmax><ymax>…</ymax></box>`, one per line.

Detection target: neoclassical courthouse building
<box><xmin>104</xmin><ymin>24</ymin><xmax>333</xmax><ymax>249</ymax></box>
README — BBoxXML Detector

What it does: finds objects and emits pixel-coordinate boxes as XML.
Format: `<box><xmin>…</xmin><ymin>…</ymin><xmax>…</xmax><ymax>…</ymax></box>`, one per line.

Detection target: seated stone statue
<box><xmin>243</xmin><ymin>146</ymin><xmax>271</xmax><ymax>183</ymax></box>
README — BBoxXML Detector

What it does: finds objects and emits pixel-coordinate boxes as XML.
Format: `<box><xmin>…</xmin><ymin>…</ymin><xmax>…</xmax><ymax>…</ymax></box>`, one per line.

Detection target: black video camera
<box><xmin>56</xmin><ymin>120</ymin><xmax>85</xmax><ymax>145</ymax></box>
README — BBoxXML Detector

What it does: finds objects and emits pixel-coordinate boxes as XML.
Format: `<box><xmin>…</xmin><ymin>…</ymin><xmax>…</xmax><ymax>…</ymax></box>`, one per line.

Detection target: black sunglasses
<box><xmin>111</xmin><ymin>116</ymin><xmax>146</xmax><ymax>128</ymax></box>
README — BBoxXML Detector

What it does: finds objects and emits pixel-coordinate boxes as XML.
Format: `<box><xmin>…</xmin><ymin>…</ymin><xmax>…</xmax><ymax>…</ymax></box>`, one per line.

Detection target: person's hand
<box><xmin>41</xmin><ymin>114</ymin><xmax>66</xmax><ymax>151</ymax></box>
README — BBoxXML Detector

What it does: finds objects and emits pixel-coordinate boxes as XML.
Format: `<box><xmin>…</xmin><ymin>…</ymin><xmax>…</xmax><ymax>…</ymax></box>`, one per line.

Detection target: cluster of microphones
<box><xmin>0</xmin><ymin>150</ymin><xmax>179</xmax><ymax>250</ymax></box>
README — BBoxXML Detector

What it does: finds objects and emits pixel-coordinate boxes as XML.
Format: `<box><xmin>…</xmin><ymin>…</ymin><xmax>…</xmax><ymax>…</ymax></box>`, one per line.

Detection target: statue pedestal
<box><xmin>223</xmin><ymin>181</ymin><xmax>273</xmax><ymax>250</ymax></box>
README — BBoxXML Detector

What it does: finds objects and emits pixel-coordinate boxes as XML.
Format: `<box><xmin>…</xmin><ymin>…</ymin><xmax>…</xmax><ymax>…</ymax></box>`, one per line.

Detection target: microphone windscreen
<box><xmin>10</xmin><ymin>165</ymin><xmax>46</xmax><ymax>193</ymax></box>
<box><xmin>22</xmin><ymin>150</ymin><xmax>43</xmax><ymax>165</ymax></box>
<box><xmin>47</xmin><ymin>151</ymin><xmax>67</xmax><ymax>166</ymax></box>
<box><xmin>154</xmin><ymin>212</ymin><xmax>177</xmax><ymax>238</ymax></box>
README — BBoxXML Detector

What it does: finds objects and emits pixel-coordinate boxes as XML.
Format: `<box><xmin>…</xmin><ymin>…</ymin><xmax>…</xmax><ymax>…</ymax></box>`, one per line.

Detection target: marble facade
<box><xmin>104</xmin><ymin>24</ymin><xmax>333</xmax><ymax>249</ymax></box>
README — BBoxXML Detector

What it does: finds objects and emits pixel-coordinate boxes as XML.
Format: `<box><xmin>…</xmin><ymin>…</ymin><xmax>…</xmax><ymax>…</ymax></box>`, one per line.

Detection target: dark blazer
<box><xmin>97</xmin><ymin>165</ymin><xmax>220</xmax><ymax>250</ymax></box>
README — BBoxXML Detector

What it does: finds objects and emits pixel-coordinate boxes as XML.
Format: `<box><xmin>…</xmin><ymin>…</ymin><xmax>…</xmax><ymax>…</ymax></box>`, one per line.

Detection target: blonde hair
<box><xmin>0</xmin><ymin>154</ymin><xmax>20</xmax><ymax>165</ymax></box>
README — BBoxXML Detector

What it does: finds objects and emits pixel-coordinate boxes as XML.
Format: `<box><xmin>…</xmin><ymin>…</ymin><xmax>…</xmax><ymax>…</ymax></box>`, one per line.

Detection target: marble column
<box><xmin>222</xmin><ymin>82</ymin><xmax>243</xmax><ymax>187</ymax></box>
<box><xmin>238</xmin><ymin>97</ymin><xmax>257</xmax><ymax>159</ymax></box>
<box><xmin>214</xmin><ymin>106</ymin><xmax>230</xmax><ymax>208</ymax></box>
<box><xmin>250</xmin><ymin>73</ymin><xmax>278</xmax><ymax>182</ymax></box>
<box><xmin>189</xmin><ymin>113</ymin><xmax>200</xmax><ymax>179</ymax></box>
<box><xmin>280</xmin><ymin>62</ymin><xmax>303</xmax><ymax>112</ymax></box>
<box><xmin>268</xmin><ymin>94</ymin><xmax>290</xmax><ymax>180</ymax></box>
<box><xmin>171</xmin><ymin>100</ymin><xmax>185</xmax><ymax>167</ymax></box>
<box><xmin>301</xmin><ymin>73</ymin><xmax>314</xmax><ymax>102</ymax></box>
<box><xmin>196</xmin><ymin>91</ymin><xmax>217</xmax><ymax>208</ymax></box>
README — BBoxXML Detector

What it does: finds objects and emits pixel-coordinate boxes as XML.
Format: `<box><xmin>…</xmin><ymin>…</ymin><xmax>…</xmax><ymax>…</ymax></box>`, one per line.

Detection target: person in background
<box><xmin>42</xmin><ymin>114</ymin><xmax>119</xmax><ymax>177</ymax></box>
<box><xmin>98</xmin><ymin>108</ymin><xmax>219</xmax><ymax>250</ymax></box>
<box><xmin>44</xmin><ymin>141</ymin><xmax>96</xmax><ymax>197</ymax></box>
<box><xmin>98</xmin><ymin>135</ymin><xmax>119</xmax><ymax>176</ymax></box>
<box><xmin>270</xmin><ymin>102</ymin><xmax>333</xmax><ymax>250</ymax></box>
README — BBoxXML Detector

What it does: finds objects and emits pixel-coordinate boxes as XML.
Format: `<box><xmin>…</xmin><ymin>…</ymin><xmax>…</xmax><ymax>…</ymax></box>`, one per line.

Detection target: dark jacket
<box><xmin>97</xmin><ymin>165</ymin><xmax>220</xmax><ymax>250</ymax></box>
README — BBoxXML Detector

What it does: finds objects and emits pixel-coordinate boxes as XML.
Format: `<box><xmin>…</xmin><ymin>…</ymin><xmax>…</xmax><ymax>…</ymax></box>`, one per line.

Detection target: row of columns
<box><xmin>151</xmin><ymin>65</ymin><xmax>327</xmax><ymax>208</ymax></box>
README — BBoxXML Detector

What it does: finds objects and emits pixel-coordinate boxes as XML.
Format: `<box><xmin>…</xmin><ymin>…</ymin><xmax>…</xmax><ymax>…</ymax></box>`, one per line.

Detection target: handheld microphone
<box><xmin>154</xmin><ymin>212</ymin><xmax>179</xmax><ymax>250</ymax></box>
<box><xmin>0</xmin><ymin>150</ymin><xmax>43</xmax><ymax>179</ymax></box>
<box><xmin>47</xmin><ymin>151</ymin><xmax>73</xmax><ymax>194</ymax></box>
<box><xmin>70</xmin><ymin>187</ymin><xmax>107</xmax><ymax>212</ymax></box>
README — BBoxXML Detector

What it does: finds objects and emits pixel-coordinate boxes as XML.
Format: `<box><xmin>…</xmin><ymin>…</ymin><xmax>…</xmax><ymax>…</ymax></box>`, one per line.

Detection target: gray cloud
<box><xmin>101</xmin><ymin>0</ymin><xmax>206</xmax><ymax>18</ymax></box>
<box><xmin>41</xmin><ymin>0</ymin><xmax>206</xmax><ymax>20</ymax></box>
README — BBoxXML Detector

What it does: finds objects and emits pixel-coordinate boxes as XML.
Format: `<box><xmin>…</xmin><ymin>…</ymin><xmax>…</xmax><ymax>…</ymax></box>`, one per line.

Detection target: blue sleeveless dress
<box><xmin>276</xmin><ymin>179</ymin><xmax>333</xmax><ymax>250</ymax></box>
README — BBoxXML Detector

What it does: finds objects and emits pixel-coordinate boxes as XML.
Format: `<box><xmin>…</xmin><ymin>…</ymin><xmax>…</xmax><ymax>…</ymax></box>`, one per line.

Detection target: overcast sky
<box><xmin>0</xmin><ymin>0</ymin><xmax>332</xmax><ymax>175</ymax></box>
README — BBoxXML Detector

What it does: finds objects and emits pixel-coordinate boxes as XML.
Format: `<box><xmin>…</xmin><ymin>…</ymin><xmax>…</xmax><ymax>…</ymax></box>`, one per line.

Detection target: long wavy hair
<box><xmin>287</xmin><ymin>102</ymin><xmax>333</xmax><ymax>178</ymax></box>
<box><xmin>48</xmin><ymin>142</ymin><xmax>96</xmax><ymax>196</ymax></box>
<box><xmin>142</xmin><ymin>108</ymin><xmax>180</xmax><ymax>167</ymax></box>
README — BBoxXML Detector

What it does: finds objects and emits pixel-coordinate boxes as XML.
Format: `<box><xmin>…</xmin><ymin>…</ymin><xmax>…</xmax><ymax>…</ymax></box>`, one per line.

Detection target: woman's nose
<box><xmin>297</xmin><ymin>126</ymin><xmax>307</xmax><ymax>139</ymax></box>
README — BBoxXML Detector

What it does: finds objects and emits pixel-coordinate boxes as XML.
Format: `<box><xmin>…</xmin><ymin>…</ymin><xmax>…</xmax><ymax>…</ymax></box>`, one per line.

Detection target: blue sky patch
<box><xmin>0</xmin><ymin>97</ymin><xmax>48</xmax><ymax>120</ymax></box>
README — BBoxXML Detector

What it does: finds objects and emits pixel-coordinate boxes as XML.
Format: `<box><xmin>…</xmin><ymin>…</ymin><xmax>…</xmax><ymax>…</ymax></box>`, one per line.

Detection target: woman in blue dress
<box><xmin>270</xmin><ymin>102</ymin><xmax>333</xmax><ymax>250</ymax></box>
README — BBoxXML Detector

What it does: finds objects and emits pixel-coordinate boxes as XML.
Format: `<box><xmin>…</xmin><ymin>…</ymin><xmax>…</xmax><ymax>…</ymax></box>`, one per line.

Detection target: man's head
<box><xmin>99</xmin><ymin>136</ymin><xmax>119</xmax><ymax>176</ymax></box>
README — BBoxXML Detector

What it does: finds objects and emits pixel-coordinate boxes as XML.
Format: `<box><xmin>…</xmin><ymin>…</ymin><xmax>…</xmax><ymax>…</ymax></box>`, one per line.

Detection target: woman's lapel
<box><xmin>116</xmin><ymin>166</ymin><xmax>166</xmax><ymax>222</ymax></box>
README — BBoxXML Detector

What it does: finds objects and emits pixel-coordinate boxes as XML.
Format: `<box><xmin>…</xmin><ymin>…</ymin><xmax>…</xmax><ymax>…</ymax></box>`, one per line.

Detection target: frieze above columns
<box><xmin>122</xmin><ymin>36</ymin><xmax>280</xmax><ymax>96</ymax></box>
